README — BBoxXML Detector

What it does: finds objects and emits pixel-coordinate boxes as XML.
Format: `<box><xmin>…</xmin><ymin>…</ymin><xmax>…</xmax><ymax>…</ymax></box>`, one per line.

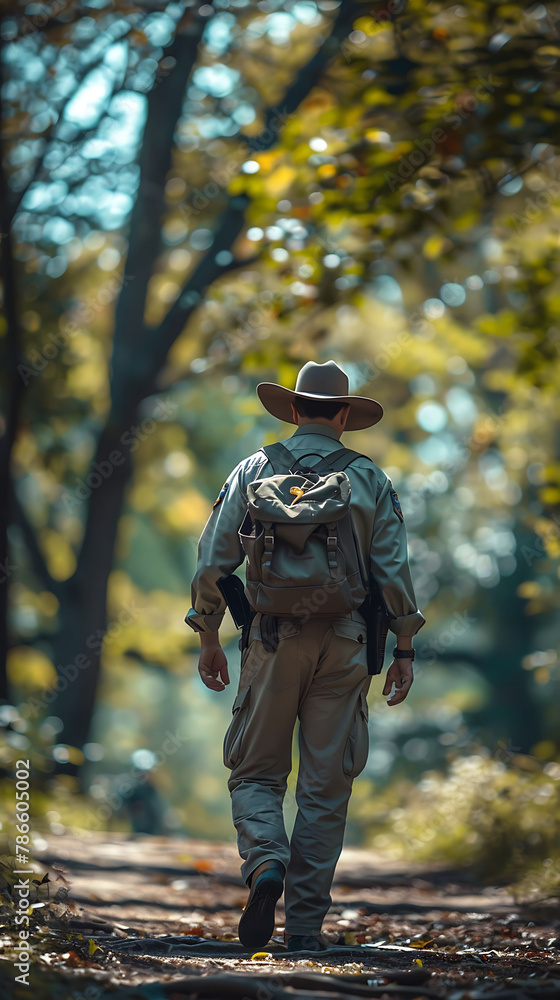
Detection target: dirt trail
<box><xmin>3</xmin><ymin>830</ymin><xmax>560</xmax><ymax>998</ymax></box>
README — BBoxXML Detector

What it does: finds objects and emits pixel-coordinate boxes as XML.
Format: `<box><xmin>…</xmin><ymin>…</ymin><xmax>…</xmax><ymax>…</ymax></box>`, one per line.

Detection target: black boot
<box><xmin>238</xmin><ymin>859</ymin><xmax>285</xmax><ymax>951</ymax></box>
<box><xmin>284</xmin><ymin>933</ymin><xmax>329</xmax><ymax>953</ymax></box>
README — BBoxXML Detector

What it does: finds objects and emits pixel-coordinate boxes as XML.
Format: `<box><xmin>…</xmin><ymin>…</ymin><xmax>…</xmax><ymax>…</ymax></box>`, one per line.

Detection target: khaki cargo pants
<box><xmin>223</xmin><ymin>610</ymin><xmax>371</xmax><ymax>937</ymax></box>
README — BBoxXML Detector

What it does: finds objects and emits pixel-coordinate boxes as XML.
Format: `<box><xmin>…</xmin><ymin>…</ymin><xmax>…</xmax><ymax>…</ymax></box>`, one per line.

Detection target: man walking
<box><xmin>185</xmin><ymin>361</ymin><xmax>425</xmax><ymax>953</ymax></box>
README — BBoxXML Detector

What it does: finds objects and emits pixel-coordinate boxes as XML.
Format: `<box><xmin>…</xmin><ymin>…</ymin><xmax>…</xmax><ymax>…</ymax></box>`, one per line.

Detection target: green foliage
<box><xmin>351</xmin><ymin>750</ymin><xmax>560</xmax><ymax>901</ymax></box>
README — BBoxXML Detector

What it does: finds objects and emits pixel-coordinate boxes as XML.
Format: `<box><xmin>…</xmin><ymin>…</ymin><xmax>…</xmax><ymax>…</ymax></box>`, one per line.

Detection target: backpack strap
<box><xmin>261</xmin><ymin>442</ymin><xmax>372</xmax><ymax>476</ymax></box>
<box><xmin>309</xmin><ymin>446</ymin><xmax>370</xmax><ymax>474</ymax></box>
<box><xmin>260</xmin><ymin>442</ymin><xmax>297</xmax><ymax>474</ymax></box>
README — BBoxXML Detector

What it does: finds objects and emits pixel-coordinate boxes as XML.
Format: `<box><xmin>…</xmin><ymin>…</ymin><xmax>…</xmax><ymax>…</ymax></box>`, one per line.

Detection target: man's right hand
<box><xmin>382</xmin><ymin>658</ymin><xmax>414</xmax><ymax>706</ymax></box>
<box><xmin>198</xmin><ymin>633</ymin><xmax>230</xmax><ymax>691</ymax></box>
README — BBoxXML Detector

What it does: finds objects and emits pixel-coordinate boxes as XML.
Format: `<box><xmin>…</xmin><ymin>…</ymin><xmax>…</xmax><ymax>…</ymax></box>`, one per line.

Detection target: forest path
<box><xmin>4</xmin><ymin>830</ymin><xmax>560</xmax><ymax>998</ymax></box>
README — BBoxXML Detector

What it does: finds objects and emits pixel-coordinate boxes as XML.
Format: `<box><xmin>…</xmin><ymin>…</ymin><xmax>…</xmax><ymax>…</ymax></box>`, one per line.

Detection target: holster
<box><xmin>216</xmin><ymin>574</ymin><xmax>257</xmax><ymax>652</ymax></box>
<box><xmin>217</xmin><ymin>574</ymin><xmax>253</xmax><ymax>629</ymax></box>
<box><xmin>260</xmin><ymin>614</ymin><xmax>279</xmax><ymax>653</ymax></box>
<box><xmin>238</xmin><ymin>612</ymin><xmax>278</xmax><ymax>653</ymax></box>
<box><xmin>359</xmin><ymin>583</ymin><xmax>390</xmax><ymax>676</ymax></box>
<box><xmin>239</xmin><ymin>612</ymin><xmax>256</xmax><ymax>652</ymax></box>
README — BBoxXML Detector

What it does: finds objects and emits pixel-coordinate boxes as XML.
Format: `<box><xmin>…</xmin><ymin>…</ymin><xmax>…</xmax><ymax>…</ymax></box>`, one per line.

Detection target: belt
<box><xmin>257</xmin><ymin>609</ymin><xmax>367</xmax><ymax>653</ymax></box>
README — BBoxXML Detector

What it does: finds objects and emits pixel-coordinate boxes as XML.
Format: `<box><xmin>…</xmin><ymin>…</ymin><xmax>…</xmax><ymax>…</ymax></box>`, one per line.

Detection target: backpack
<box><xmin>238</xmin><ymin>441</ymin><xmax>370</xmax><ymax>618</ymax></box>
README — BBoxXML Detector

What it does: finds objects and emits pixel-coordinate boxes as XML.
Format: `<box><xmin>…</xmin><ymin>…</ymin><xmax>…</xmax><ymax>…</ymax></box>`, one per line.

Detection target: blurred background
<box><xmin>1</xmin><ymin>0</ymin><xmax>560</xmax><ymax>900</ymax></box>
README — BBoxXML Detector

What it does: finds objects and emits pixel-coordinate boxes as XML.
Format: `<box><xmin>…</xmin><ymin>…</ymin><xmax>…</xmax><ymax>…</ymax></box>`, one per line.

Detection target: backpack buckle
<box><xmin>264</xmin><ymin>533</ymin><xmax>275</xmax><ymax>553</ymax></box>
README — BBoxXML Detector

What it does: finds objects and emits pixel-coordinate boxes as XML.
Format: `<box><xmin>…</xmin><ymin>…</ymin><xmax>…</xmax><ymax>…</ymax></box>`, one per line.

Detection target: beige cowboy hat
<box><xmin>257</xmin><ymin>360</ymin><xmax>383</xmax><ymax>431</ymax></box>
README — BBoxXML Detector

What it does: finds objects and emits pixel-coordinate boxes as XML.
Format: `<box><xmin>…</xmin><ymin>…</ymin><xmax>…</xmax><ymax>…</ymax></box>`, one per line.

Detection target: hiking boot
<box><xmin>284</xmin><ymin>933</ymin><xmax>330</xmax><ymax>953</ymax></box>
<box><xmin>238</xmin><ymin>859</ymin><xmax>285</xmax><ymax>951</ymax></box>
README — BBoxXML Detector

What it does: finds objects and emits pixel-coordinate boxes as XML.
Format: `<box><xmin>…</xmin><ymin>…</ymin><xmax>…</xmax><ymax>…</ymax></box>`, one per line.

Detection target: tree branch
<box><xmin>246</xmin><ymin>0</ymin><xmax>364</xmax><ymax>153</ymax></box>
<box><xmin>11</xmin><ymin>493</ymin><xmax>63</xmax><ymax>598</ymax></box>
<box><xmin>136</xmin><ymin>196</ymin><xmax>252</xmax><ymax>397</ymax></box>
<box><xmin>109</xmin><ymin>13</ymin><xmax>206</xmax><ymax>411</ymax></box>
<box><xmin>144</xmin><ymin>251</ymin><xmax>261</xmax><ymax>392</ymax></box>
<box><xmin>135</xmin><ymin>6</ymin><xmax>367</xmax><ymax>396</ymax></box>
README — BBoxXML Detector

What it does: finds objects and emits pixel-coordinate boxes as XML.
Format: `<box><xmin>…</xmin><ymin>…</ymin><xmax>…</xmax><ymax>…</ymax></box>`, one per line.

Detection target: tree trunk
<box><xmin>432</xmin><ymin>526</ymin><xmax>545</xmax><ymax>754</ymax></box>
<box><xmin>0</xmin><ymin>34</ymin><xmax>26</xmax><ymax>702</ymax></box>
<box><xmin>46</xmin><ymin>19</ymin><xmax>205</xmax><ymax>757</ymax></box>
<box><xmin>466</xmin><ymin>540</ymin><xmax>545</xmax><ymax>755</ymax></box>
<box><xmin>45</xmin><ymin>422</ymin><xmax>135</xmax><ymax>759</ymax></box>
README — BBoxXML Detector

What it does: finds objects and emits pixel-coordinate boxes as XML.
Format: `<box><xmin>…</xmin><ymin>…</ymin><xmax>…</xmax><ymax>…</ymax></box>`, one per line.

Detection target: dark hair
<box><xmin>293</xmin><ymin>397</ymin><xmax>345</xmax><ymax>420</ymax></box>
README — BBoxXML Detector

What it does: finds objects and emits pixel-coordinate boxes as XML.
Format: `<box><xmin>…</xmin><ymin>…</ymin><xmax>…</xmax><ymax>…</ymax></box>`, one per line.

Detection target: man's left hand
<box><xmin>382</xmin><ymin>659</ymin><xmax>414</xmax><ymax>706</ymax></box>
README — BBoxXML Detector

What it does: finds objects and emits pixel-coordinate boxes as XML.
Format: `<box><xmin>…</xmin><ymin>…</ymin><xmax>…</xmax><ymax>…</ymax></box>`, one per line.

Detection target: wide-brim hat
<box><xmin>257</xmin><ymin>360</ymin><xmax>383</xmax><ymax>431</ymax></box>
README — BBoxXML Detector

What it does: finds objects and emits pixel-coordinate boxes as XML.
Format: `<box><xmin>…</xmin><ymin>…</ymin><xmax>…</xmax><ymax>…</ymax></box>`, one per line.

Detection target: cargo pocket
<box><xmin>277</xmin><ymin>620</ymin><xmax>303</xmax><ymax>643</ymax></box>
<box><xmin>330</xmin><ymin>618</ymin><xmax>366</xmax><ymax>644</ymax></box>
<box><xmin>223</xmin><ymin>685</ymin><xmax>251</xmax><ymax>770</ymax></box>
<box><xmin>343</xmin><ymin>689</ymin><xmax>369</xmax><ymax>778</ymax></box>
<box><xmin>264</xmin><ymin>620</ymin><xmax>302</xmax><ymax>693</ymax></box>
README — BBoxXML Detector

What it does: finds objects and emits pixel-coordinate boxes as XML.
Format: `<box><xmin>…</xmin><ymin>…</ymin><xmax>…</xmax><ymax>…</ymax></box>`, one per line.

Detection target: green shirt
<box><xmin>186</xmin><ymin>423</ymin><xmax>425</xmax><ymax>637</ymax></box>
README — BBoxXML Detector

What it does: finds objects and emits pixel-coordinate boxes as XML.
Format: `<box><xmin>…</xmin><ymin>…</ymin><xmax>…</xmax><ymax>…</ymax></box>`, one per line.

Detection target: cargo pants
<box><xmin>223</xmin><ymin>609</ymin><xmax>371</xmax><ymax>937</ymax></box>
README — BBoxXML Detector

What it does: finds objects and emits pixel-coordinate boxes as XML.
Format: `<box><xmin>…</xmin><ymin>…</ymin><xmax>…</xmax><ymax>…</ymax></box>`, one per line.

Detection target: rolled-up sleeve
<box><xmin>370</xmin><ymin>476</ymin><xmax>426</xmax><ymax>638</ymax></box>
<box><xmin>185</xmin><ymin>462</ymin><xmax>248</xmax><ymax>633</ymax></box>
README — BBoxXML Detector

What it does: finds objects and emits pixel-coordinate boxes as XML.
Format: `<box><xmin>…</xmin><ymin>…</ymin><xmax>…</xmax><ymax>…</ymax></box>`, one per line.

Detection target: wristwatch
<box><xmin>392</xmin><ymin>647</ymin><xmax>415</xmax><ymax>661</ymax></box>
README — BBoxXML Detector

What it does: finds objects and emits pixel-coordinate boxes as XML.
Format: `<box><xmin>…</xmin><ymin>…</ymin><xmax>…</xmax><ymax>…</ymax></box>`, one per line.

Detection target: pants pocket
<box><xmin>330</xmin><ymin>618</ymin><xmax>366</xmax><ymax>643</ymax></box>
<box><xmin>343</xmin><ymin>689</ymin><xmax>369</xmax><ymax>778</ymax></box>
<box><xmin>223</xmin><ymin>685</ymin><xmax>251</xmax><ymax>770</ymax></box>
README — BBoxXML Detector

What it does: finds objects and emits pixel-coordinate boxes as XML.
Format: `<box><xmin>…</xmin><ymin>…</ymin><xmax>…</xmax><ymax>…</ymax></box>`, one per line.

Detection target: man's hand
<box><xmin>382</xmin><ymin>658</ymin><xmax>414</xmax><ymax>706</ymax></box>
<box><xmin>198</xmin><ymin>633</ymin><xmax>229</xmax><ymax>691</ymax></box>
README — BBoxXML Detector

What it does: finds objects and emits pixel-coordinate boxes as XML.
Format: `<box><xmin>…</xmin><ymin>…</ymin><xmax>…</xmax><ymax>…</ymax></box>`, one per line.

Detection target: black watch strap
<box><xmin>392</xmin><ymin>647</ymin><xmax>415</xmax><ymax>660</ymax></box>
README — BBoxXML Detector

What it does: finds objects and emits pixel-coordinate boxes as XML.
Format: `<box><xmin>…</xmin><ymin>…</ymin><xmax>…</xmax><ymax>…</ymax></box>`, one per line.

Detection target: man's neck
<box><xmin>291</xmin><ymin>422</ymin><xmax>342</xmax><ymax>441</ymax></box>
